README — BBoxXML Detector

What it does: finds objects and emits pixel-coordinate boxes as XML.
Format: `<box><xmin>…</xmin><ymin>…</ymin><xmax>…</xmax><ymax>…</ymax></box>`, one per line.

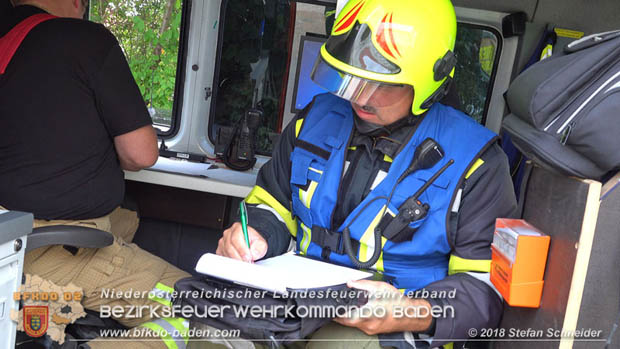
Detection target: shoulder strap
<box><xmin>0</xmin><ymin>13</ymin><xmax>57</xmax><ymax>74</ymax></box>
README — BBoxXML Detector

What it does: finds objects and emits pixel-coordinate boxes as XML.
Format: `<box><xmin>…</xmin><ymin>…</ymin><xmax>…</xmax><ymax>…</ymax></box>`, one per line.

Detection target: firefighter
<box><xmin>217</xmin><ymin>0</ymin><xmax>517</xmax><ymax>347</ymax></box>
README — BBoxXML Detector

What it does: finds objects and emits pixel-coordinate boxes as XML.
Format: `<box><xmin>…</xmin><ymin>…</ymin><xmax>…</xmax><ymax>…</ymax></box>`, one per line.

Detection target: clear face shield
<box><xmin>310</xmin><ymin>56</ymin><xmax>412</xmax><ymax>108</ymax></box>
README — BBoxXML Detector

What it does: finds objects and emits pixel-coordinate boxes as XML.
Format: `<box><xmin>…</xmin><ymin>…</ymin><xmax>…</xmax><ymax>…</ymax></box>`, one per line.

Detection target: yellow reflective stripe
<box><xmin>375</xmin><ymin>236</ymin><xmax>387</xmax><ymax>272</ymax></box>
<box><xmin>156</xmin><ymin>282</ymin><xmax>174</xmax><ymax>294</ymax></box>
<box><xmin>148</xmin><ymin>282</ymin><xmax>173</xmax><ymax>306</ymax></box>
<box><xmin>301</xmin><ymin>181</ymin><xmax>319</xmax><ymax>208</ymax></box>
<box><xmin>246</xmin><ymin>185</ymin><xmax>298</xmax><ymax>237</ymax></box>
<box><xmin>300</xmin><ymin>168</ymin><xmax>321</xmax><ymax>209</ymax></box>
<box><xmin>165</xmin><ymin>318</ymin><xmax>189</xmax><ymax>344</ymax></box>
<box><xmin>325</xmin><ymin>9</ymin><xmax>336</xmax><ymax>17</ymax></box>
<box><xmin>348</xmin><ymin>146</ymin><xmax>357</xmax><ymax>151</ymax></box>
<box><xmin>140</xmin><ymin>322</ymin><xmax>178</xmax><ymax>349</ymax></box>
<box><xmin>443</xmin><ymin>343</ymin><xmax>454</xmax><ymax>349</ymax></box>
<box><xmin>540</xmin><ymin>44</ymin><xmax>553</xmax><ymax>60</ymax></box>
<box><xmin>300</xmin><ymin>223</ymin><xmax>312</xmax><ymax>254</ymax></box>
<box><xmin>295</xmin><ymin>119</ymin><xmax>304</xmax><ymax>138</ymax></box>
<box><xmin>465</xmin><ymin>159</ymin><xmax>484</xmax><ymax>179</ymax></box>
<box><xmin>358</xmin><ymin>206</ymin><xmax>390</xmax><ymax>271</ymax></box>
<box><xmin>448</xmin><ymin>255</ymin><xmax>491</xmax><ymax>275</ymax></box>
<box><xmin>383</xmin><ymin>154</ymin><xmax>393</xmax><ymax>163</ymax></box>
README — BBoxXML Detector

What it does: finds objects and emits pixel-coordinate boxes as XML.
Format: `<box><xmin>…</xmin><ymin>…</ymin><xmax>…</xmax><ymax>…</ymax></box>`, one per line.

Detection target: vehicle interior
<box><xmin>1</xmin><ymin>0</ymin><xmax>619</xmax><ymax>348</ymax></box>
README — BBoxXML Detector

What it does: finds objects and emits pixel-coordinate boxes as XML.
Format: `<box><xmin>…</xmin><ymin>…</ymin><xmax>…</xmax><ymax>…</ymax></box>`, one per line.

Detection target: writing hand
<box><xmin>216</xmin><ymin>222</ymin><xmax>267</xmax><ymax>262</ymax></box>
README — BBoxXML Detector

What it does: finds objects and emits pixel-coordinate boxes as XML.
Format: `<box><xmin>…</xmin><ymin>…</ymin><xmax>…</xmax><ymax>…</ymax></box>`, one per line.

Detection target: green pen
<box><xmin>239</xmin><ymin>201</ymin><xmax>251</xmax><ymax>250</ymax></box>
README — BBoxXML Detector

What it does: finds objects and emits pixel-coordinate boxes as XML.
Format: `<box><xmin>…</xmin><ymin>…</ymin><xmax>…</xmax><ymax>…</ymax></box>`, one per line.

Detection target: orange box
<box><xmin>490</xmin><ymin>218</ymin><xmax>550</xmax><ymax>308</ymax></box>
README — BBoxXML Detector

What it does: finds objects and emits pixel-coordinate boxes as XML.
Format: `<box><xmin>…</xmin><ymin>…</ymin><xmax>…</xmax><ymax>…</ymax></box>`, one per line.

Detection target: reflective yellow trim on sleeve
<box><xmin>465</xmin><ymin>159</ymin><xmax>484</xmax><ymax>179</ymax></box>
<box><xmin>448</xmin><ymin>254</ymin><xmax>491</xmax><ymax>275</ymax></box>
<box><xmin>443</xmin><ymin>343</ymin><xmax>454</xmax><ymax>349</ymax></box>
<box><xmin>148</xmin><ymin>282</ymin><xmax>174</xmax><ymax>307</ymax></box>
<box><xmin>295</xmin><ymin>119</ymin><xmax>304</xmax><ymax>138</ymax></box>
<box><xmin>246</xmin><ymin>185</ymin><xmax>298</xmax><ymax>237</ymax></box>
<box><xmin>383</xmin><ymin>154</ymin><xmax>393</xmax><ymax>163</ymax></box>
<box><xmin>155</xmin><ymin>282</ymin><xmax>174</xmax><ymax>294</ymax></box>
<box><xmin>348</xmin><ymin>146</ymin><xmax>357</xmax><ymax>151</ymax></box>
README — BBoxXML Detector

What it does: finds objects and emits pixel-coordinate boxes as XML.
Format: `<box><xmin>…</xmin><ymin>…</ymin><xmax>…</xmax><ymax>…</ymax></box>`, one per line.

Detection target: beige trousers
<box><xmin>22</xmin><ymin>207</ymin><xmax>191</xmax><ymax>348</ymax></box>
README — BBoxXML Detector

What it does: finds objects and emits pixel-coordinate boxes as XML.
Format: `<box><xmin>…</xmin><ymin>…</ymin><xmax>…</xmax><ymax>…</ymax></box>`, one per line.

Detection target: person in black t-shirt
<box><xmin>0</xmin><ymin>0</ymin><xmax>190</xmax><ymax>346</ymax></box>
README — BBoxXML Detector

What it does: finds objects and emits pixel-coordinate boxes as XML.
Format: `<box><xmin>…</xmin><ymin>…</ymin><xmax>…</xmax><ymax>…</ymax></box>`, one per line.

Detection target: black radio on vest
<box><xmin>343</xmin><ymin>138</ymin><xmax>453</xmax><ymax>268</ymax></box>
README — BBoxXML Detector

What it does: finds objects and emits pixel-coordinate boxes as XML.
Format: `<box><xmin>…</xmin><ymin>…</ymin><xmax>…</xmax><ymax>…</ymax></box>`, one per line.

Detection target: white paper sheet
<box><xmin>195</xmin><ymin>252</ymin><xmax>372</xmax><ymax>295</ymax></box>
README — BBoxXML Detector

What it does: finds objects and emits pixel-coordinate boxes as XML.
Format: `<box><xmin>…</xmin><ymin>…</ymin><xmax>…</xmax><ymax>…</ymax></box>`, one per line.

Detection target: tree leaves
<box><xmin>90</xmin><ymin>0</ymin><xmax>182</xmax><ymax>125</ymax></box>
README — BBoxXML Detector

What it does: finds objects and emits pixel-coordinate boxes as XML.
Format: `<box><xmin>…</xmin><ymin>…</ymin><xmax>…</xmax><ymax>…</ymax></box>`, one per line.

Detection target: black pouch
<box><xmin>502</xmin><ymin>30</ymin><xmax>620</xmax><ymax>180</ymax></box>
<box><xmin>173</xmin><ymin>276</ymin><xmax>362</xmax><ymax>345</ymax></box>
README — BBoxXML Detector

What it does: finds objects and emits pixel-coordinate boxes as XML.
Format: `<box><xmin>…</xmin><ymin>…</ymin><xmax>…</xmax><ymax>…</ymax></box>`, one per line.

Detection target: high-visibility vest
<box><xmin>290</xmin><ymin>93</ymin><xmax>496</xmax><ymax>292</ymax></box>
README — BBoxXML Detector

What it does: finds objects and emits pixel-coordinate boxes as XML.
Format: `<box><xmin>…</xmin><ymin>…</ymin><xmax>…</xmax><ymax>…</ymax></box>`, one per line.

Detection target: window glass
<box><xmin>210</xmin><ymin>1</ymin><xmax>335</xmax><ymax>156</ymax></box>
<box><xmin>89</xmin><ymin>0</ymin><xmax>186</xmax><ymax>133</ymax></box>
<box><xmin>453</xmin><ymin>24</ymin><xmax>500</xmax><ymax>124</ymax></box>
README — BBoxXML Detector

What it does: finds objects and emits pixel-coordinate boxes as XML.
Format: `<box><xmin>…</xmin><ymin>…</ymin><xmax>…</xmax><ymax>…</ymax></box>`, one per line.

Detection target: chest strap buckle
<box><xmin>311</xmin><ymin>226</ymin><xmax>343</xmax><ymax>255</ymax></box>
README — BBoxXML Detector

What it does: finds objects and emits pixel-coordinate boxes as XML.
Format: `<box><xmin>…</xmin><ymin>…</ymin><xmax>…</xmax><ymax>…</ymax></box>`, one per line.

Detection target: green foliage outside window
<box><xmin>89</xmin><ymin>0</ymin><xmax>182</xmax><ymax>127</ymax></box>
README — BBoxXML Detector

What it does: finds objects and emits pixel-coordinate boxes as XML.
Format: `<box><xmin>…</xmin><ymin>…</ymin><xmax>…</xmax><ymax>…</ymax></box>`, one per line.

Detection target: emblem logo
<box><xmin>24</xmin><ymin>305</ymin><xmax>48</xmax><ymax>337</ymax></box>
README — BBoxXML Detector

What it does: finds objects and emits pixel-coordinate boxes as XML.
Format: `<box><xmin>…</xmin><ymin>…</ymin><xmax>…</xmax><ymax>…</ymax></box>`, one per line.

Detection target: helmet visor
<box><xmin>311</xmin><ymin>56</ymin><xmax>411</xmax><ymax>107</ymax></box>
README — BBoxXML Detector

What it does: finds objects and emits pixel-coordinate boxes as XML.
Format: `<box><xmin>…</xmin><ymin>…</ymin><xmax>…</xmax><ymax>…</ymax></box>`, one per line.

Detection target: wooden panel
<box><xmin>496</xmin><ymin>164</ymin><xmax>601</xmax><ymax>348</ymax></box>
<box><xmin>125</xmin><ymin>181</ymin><xmax>232</xmax><ymax>230</ymax></box>
<box><xmin>574</xmin><ymin>178</ymin><xmax>620</xmax><ymax>348</ymax></box>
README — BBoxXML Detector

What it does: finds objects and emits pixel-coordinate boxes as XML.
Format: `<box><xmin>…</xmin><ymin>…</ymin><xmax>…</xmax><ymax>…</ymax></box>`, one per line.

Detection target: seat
<box><xmin>0</xmin><ymin>210</ymin><xmax>115</xmax><ymax>349</ymax></box>
<box><xmin>25</xmin><ymin>225</ymin><xmax>113</xmax><ymax>253</ymax></box>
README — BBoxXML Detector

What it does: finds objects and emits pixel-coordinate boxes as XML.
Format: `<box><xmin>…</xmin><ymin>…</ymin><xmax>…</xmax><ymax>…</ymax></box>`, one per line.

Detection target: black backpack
<box><xmin>502</xmin><ymin>30</ymin><xmax>620</xmax><ymax>180</ymax></box>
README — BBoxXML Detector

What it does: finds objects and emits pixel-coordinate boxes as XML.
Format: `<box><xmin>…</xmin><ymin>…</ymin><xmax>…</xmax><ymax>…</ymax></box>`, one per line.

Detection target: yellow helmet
<box><xmin>311</xmin><ymin>0</ymin><xmax>457</xmax><ymax>115</ymax></box>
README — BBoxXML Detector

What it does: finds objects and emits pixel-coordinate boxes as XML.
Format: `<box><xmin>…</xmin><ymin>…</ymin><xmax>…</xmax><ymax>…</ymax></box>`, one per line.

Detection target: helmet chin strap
<box><xmin>420</xmin><ymin>76</ymin><xmax>453</xmax><ymax>110</ymax></box>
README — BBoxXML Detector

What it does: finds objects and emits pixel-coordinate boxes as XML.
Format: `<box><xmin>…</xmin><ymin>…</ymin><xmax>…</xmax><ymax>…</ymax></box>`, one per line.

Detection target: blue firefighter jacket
<box><xmin>289</xmin><ymin>93</ymin><xmax>496</xmax><ymax>292</ymax></box>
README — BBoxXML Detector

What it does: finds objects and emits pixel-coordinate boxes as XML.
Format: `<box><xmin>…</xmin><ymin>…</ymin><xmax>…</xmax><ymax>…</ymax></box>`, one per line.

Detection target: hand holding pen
<box><xmin>216</xmin><ymin>200</ymin><xmax>268</xmax><ymax>263</ymax></box>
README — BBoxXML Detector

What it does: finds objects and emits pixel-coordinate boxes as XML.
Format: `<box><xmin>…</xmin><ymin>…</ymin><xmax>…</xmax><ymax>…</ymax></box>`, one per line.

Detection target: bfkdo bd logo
<box><xmin>24</xmin><ymin>305</ymin><xmax>49</xmax><ymax>337</ymax></box>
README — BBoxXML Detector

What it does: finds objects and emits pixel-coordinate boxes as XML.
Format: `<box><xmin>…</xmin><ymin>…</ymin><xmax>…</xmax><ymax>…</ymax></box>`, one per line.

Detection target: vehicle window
<box><xmin>453</xmin><ymin>24</ymin><xmax>500</xmax><ymax>124</ymax></box>
<box><xmin>210</xmin><ymin>1</ymin><xmax>335</xmax><ymax>156</ymax></box>
<box><xmin>89</xmin><ymin>0</ymin><xmax>188</xmax><ymax>134</ymax></box>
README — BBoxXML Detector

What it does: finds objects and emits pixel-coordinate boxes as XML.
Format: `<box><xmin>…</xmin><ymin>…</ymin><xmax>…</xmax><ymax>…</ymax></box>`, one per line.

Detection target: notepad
<box><xmin>194</xmin><ymin>252</ymin><xmax>373</xmax><ymax>296</ymax></box>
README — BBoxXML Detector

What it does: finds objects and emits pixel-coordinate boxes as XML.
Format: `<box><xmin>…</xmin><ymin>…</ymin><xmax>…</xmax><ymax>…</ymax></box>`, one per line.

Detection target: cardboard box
<box><xmin>490</xmin><ymin>218</ymin><xmax>550</xmax><ymax>308</ymax></box>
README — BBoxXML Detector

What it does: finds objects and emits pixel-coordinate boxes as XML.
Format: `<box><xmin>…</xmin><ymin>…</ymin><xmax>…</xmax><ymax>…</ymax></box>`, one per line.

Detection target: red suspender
<box><xmin>0</xmin><ymin>13</ymin><xmax>57</xmax><ymax>74</ymax></box>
